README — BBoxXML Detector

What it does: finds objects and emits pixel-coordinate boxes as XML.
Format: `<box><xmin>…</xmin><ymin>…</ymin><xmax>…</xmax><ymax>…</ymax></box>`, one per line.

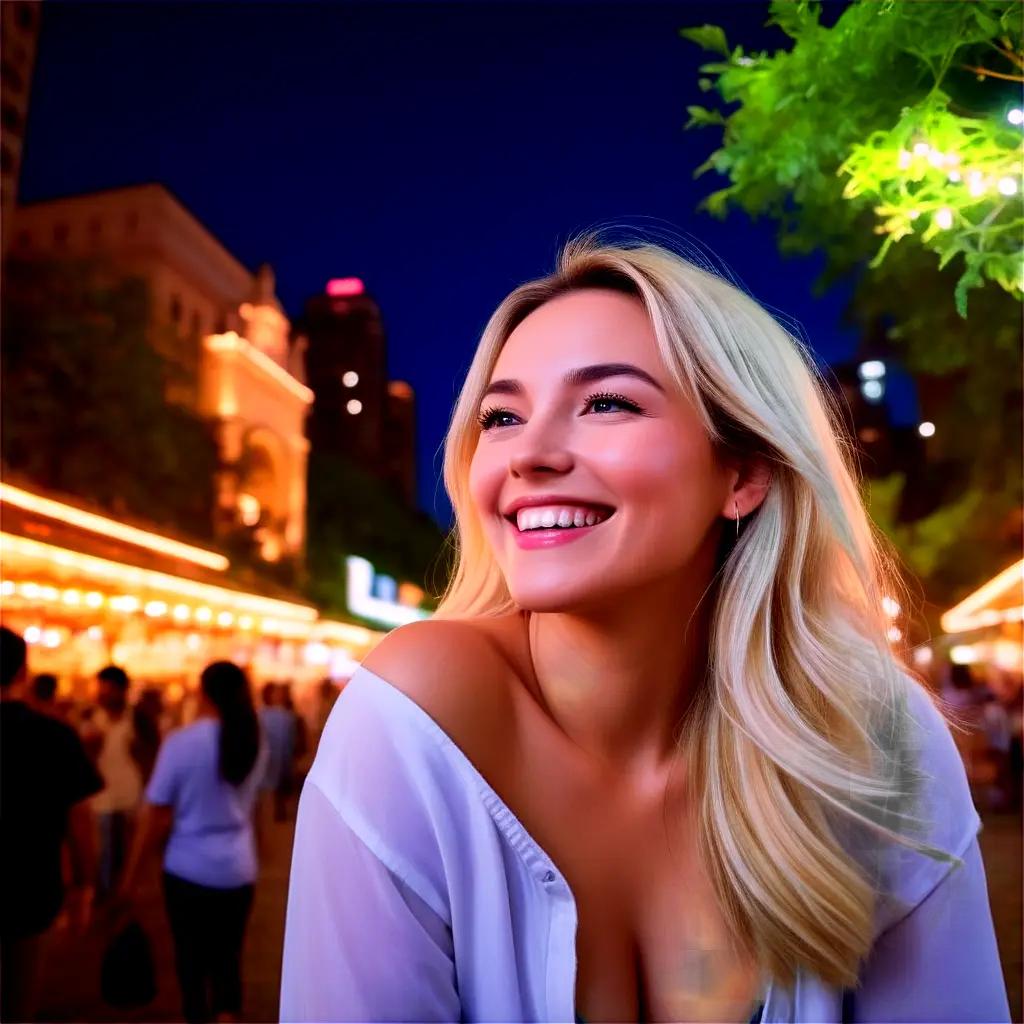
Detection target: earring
<box><xmin>734</xmin><ymin>499</ymin><xmax>740</xmax><ymax>539</ymax></box>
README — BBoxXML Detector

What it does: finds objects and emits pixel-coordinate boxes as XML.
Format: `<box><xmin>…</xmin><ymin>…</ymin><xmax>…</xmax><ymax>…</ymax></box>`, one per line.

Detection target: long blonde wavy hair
<box><xmin>432</xmin><ymin>236</ymin><xmax>937</xmax><ymax>989</ymax></box>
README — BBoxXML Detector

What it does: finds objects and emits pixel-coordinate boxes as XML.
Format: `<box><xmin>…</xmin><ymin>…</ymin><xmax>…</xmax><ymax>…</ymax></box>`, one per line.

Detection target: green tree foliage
<box><xmin>682</xmin><ymin>0</ymin><xmax>1023</xmax><ymax>612</ymax></box>
<box><xmin>1</xmin><ymin>257</ymin><xmax>218</xmax><ymax>540</ymax></box>
<box><xmin>305</xmin><ymin>450</ymin><xmax>446</xmax><ymax>618</ymax></box>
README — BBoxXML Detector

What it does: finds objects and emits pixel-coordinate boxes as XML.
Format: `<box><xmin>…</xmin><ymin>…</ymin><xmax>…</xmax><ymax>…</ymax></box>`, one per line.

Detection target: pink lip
<box><xmin>506</xmin><ymin>517</ymin><xmax>606</xmax><ymax>550</ymax></box>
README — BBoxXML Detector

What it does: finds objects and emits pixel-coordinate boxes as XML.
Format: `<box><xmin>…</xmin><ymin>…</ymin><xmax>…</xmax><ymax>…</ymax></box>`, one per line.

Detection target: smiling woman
<box><xmin>280</xmin><ymin>236</ymin><xmax>1009</xmax><ymax>1024</ymax></box>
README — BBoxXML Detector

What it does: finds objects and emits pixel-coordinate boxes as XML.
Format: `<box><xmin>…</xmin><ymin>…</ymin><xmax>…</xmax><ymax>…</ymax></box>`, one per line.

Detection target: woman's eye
<box><xmin>583</xmin><ymin>391</ymin><xmax>642</xmax><ymax>415</ymax></box>
<box><xmin>477</xmin><ymin>407</ymin><xmax>517</xmax><ymax>431</ymax></box>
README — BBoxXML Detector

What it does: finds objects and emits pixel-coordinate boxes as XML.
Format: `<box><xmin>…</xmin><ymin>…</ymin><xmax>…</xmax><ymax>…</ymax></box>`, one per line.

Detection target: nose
<box><xmin>506</xmin><ymin>411</ymin><xmax>575</xmax><ymax>479</ymax></box>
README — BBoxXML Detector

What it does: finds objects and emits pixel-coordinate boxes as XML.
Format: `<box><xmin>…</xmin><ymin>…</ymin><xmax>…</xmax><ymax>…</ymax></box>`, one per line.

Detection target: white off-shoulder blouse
<box><xmin>280</xmin><ymin>665</ymin><xmax>1009</xmax><ymax>1023</ymax></box>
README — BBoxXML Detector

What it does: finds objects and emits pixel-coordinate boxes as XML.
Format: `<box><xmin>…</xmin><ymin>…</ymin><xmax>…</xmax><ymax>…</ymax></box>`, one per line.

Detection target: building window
<box><xmin>170</xmin><ymin>295</ymin><xmax>182</xmax><ymax>323</ymax></box>
<box><xmin>53</xmin><ymin>223</ymin><xmax>69</xmax><ymax>248</ymax></box>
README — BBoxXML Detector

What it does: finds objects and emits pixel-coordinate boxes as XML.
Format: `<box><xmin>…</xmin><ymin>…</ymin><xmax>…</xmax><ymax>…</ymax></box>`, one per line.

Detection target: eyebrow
<box><xmin>481</xmin><ymin>362</ymin><xmax>666</xmax><ymax>402</ymax></box>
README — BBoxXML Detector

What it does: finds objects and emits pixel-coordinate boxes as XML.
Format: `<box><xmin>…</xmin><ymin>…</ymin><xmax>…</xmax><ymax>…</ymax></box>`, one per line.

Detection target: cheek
<box><xmin>467</xmin><ymin>447</ymin><xmax>501</xmax><ymax>520</ymax></box>
<box><xmin>597</xmin><ymin>427</ymin><xmax>717</xmax><ymax>507</ymax></box>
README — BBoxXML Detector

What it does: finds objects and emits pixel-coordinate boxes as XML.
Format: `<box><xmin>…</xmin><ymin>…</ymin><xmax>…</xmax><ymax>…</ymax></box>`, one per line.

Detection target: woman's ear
<box><xmin>722</xmin><ymin>457</ymin><xmax>772</xmax><ymax>519</ymax></box>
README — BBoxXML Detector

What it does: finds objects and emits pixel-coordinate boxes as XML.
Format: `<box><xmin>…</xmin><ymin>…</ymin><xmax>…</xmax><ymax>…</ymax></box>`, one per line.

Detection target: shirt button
<box><xmin>541</xmin><ymin>870</ymin><xmax>556</xmax><ymax>884</ymax></box>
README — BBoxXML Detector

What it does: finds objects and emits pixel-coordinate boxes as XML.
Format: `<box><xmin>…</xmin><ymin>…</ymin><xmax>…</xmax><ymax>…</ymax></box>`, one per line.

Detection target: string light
<box><xmin>1008</xmin><ymin>108</ymin><xmax>1024</xmax><ymax>126</ymax></box>
<box><xmin>934</xmin><ymin>207</ymin><xmax>953</xmax><ymax>230</ymax></box>
<box><xmin>997</xmin><ymin>176</ymin><xmax>1019</xmax><ymax>196</ymax></box>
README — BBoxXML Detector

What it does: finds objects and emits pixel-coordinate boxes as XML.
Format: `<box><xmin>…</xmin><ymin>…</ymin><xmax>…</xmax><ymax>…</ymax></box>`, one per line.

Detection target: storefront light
<box><xmin>238</xmin><ymin>615</ymin><xmax>254</xmax><ymax>630</ymax></box>
<box><xmin>144</xmin><ymin>600</ymin><xmax>169</xmax><ymax>617</ymax></box>
<box><xmin>21</xmin><ymin>582</ymin><xmax>41</xmax><ymax>599</ymax></box>
<box><xmin>62</xmin><ymin>589</ymin><xmax>83</xmax><ymax>606</ymax></box>
<box><xmin>84</xmin><ymin>591</ymin><xmax>105</xmax><ymax>608</ymax></box>
<box><xmin>217</xmin><ymin>611</ymin><xmax>234</xmax><ymax>627</ymax></box>
<box><xmin>110</xmin><ymin>595</ymin><xmax>140</xmax><ymax>613</ymax></box>
<box><xmin>195</xmin><ymin>607</ymin><xmax>213</xmax><ymax>623</ymax></box>
<box><xmin>86</xmin><ymin>626</ymin><xmax>104</xmax><ymax>641</ymax></box>
<box><xmin>172</xmin><ymin>604</ymin><xmax>191</xmax><ymax>622</ymax></box>
<box><xmin>24</xmin><ymin>626</ymin><xmax>41</xmax><ymax>644</ymax></box>
<box><xmin>0</xmin><ymin>580</ymin><xmax>13</xmax><ymax>596</ymax></box>
<box><xmin>42</xmin><ymin>629</ymin><xmax>61</xmax><ymax>648</ymax></box>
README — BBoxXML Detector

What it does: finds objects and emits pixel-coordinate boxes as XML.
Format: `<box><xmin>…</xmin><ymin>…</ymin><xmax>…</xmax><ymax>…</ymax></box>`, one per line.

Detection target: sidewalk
<box><xmin>34</xmin><ymin>806</ymin><xmax>1022</xmax><ymax>1023</ymax></box>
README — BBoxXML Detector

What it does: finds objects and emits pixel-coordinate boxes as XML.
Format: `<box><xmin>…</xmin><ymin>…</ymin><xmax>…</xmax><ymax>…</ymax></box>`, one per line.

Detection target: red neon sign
<box><xmin>326</xmin><ymin>277</ymin><xmax>365</xmax><ymax>297</ymax></box>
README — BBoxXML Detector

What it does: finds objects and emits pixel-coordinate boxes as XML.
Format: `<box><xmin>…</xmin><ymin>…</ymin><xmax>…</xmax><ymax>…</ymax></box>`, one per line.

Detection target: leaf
<box><xmin>685</xmin><ymin>105</ymin><xmax>727</xmax><ymax>129</ymax></box>
<box><xmin>954</xmin><ymin>264</ymin><xmax>984</xmax><ymax>318</ymax></box>
<box><xmin>679</xmin><ymin>24</ymin><xmax>730</xmax><ymax>57</ymax></box>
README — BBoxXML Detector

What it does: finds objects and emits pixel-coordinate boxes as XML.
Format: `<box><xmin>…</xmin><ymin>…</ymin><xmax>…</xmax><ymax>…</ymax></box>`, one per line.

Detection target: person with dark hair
<box><xmin>119</xmin><ymin>661</ymin><xmax>266</xmax><ymax>1024</ymax></box>
<box><xmin>82</xmin><ymin>663</ymin><xmax>143</xmax><ymax>896</ymax></box>
<box><xmin>1</xmin><ymin>626</ymin><xmax>102</xmax><ymax>1022</ymax></box>
<box><xmin>31</xmin><ymin>672</ymin><xmax>59</xmax><ymax>710</ymax></box>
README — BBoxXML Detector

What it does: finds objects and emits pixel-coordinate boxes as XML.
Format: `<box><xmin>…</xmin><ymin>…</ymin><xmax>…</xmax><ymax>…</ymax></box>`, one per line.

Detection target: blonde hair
<box><xmin>433</xmin><ymin>235</ymin><xmax>936</xmax><ymax>988</ymax></box>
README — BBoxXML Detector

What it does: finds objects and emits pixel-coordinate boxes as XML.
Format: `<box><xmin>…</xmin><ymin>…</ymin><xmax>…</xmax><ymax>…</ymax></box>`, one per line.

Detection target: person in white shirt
<box><xmin>82</xmin><ymin>664</ymin><xmax>143</xmax><ymax>896</ymax></box>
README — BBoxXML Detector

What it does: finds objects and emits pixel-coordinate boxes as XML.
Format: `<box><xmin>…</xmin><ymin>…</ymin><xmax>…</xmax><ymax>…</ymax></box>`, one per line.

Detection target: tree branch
<box><xmin>961</xmin><ymin>63</ymin><xmax>1024</xmax><ymax>83</ymax></box>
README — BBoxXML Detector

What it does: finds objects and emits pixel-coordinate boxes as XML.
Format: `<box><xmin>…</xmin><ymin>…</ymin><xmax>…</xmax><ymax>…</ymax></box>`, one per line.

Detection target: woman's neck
<box><xmin>519</xmin><ymin>569</ymin><xmax>715</xmax><ymax>786</ymax></box>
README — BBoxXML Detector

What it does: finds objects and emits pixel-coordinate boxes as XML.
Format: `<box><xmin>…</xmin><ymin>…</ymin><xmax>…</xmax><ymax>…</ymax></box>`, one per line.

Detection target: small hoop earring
<box><xmin>734</xmin><ymin>499</ymin><xmax>740</xmax><ymax>540</ymax></box>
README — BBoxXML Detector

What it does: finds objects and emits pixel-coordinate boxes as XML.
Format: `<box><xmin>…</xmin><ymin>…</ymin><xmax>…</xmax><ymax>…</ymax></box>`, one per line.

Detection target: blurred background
<box><xmin>0</xmin><ymin>1</ymin><xmax>1020</xmax><ymax>1021</ymax></box>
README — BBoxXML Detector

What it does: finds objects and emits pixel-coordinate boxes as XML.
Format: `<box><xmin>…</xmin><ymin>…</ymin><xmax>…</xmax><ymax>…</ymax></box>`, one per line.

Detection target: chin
<box><xmin>505</xmin><ymin>573</ymin><xmax>627</xmax><ymax>616</ymax></box>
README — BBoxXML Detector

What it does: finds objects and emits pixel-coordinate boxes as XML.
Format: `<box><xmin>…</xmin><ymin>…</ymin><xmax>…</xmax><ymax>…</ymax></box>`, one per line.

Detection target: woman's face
<box><xmin>468</xmin><ymin>288</ymin><xmax>735</xmax><ymax>613</ymax></box>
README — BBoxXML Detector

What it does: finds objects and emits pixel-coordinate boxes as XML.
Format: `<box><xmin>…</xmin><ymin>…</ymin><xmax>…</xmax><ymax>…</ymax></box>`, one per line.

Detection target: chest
<box><xmin>492</xmin><ymin>715</ymin><xmax>762</xmax><ymax>1023</ymax></box>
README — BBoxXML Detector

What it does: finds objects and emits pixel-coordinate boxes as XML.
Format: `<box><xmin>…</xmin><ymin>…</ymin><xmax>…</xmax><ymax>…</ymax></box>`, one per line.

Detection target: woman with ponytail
<box><xmin>282</xmin><ymin>235</ymin><xmax>1008</xmax><ymax>1023</ymax></box>
<box><xmin>121</xmin><ymin>661</ymin><xmax>266</xmax><ymax>1023</ymax></box>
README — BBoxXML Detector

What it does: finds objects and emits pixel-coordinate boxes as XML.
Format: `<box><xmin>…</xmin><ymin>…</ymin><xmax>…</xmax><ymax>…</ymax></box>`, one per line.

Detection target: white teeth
<box><xmin>513</xmin><ymin>505</ymin><xmax>611</xmax><ymax>532</ymax></box>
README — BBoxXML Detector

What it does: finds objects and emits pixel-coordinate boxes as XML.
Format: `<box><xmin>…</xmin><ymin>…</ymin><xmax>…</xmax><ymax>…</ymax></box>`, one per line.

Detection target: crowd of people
<box><xmin>0</xmin><ymin>625</ymin><xmax>339</xmax><ymax>1023</ymax></box>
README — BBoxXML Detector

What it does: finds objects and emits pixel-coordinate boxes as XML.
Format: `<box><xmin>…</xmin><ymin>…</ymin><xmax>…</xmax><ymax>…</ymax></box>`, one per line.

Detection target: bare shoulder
<box><xmin>359</xmin><ymin>617</ymin><xmax>518</xmax><ymax>750</ymax></box>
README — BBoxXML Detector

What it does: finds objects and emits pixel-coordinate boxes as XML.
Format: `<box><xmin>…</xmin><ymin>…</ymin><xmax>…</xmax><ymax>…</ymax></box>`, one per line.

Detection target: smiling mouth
<box><xmin>502</xmin><ymin>507</ymin><xmax>616</xmax><ymax>533</ymax></box>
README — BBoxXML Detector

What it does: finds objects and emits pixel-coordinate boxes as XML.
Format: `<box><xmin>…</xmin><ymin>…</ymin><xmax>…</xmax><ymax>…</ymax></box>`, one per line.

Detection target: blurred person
<box><xmin>281</xmin><ymin>238</ymin><xmax>1009</xmax><ymax>1023</ymax></box>
<box><xmin>82</xmin><ymin>665</ymin><xmax>143</xmax><ymax>897</ymax></box>
<box><xmin>119</xmin><ymin>661</ymin><xmax>267</xmax><ymax>1024</ymax></box>
<box><xmin>259</xmin><ymin>682</ymin><xmax>297</xmax><ymax>822</ymax></box>
<box><xmin>29</xmin><ymin>672</ymin><xmax>64</xmax><ymax>720</ymax></box>
<box><xmin>1</xmin><ymin>626</ymin><xmax>102</xmax><ymax>1022</ymax></box>
<box><xmin>283</xmin><ymin>685</ymin><xmax>309</xmax><ymax>791</ymax></box>
<box><xmin>131</xmin><ymin>686</ymin><xmax>165</xmax><ymax>784</ymax></box>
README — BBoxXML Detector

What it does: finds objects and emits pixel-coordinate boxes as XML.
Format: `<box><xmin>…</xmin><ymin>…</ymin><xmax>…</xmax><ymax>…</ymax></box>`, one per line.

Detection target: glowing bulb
<box><xmin>908</xmin><ymin>209</ymin><xmax>920</xmax><ymax>220</ymax></box>
<box><xmin>86</xmin><ymin>626</ymin><xmax>104</xmax><ymax>641</ymax></box>
<box><xmin>947</xmin><ymin>169</ymin><xmax>961</xmax><ymax>182</ymax></box>
<box><xmin>172</xmin><ymin>604</ymin><xmax>191</xmax><ymax>622</ymax></box>
<box><xmin>898</xmin><ymin>149</ymin><xmax>912</xmax><ymax>170</ymax></box>
<box><xmin>238</xmin><ymin>615</ymin><xmax>254</xmax><ymax>630</ymax></box>
<box><xmin>927</xmin><ymin>149</ymin><xmax>945</xmax><ymax>168</ymax></box>
<box><xmin>342</xmin><ymin>371</ymin><xmax>359</xmax><ymax>387</ymax></box>
<box><xmin>24</xmin><ymin>626</ymin><xmax>41</xmax><ymax>644</ymax></box>
<box><xmin>0</xmin><ymin>580</ymin><xmax>13</xmax><ymax>596</ymax></box>
<box><xmin>62</xmin><ymin>589</ymin><xmax>82</xmax><ymax>606</ymax></box>
<box><xmin>886</xmin><ymin>626</ymin><xmax>903</xmax><ymax>644</ymax></box>
<box><xmin>195</xmin><ymin>606</ymin><xmax>213</xmax><ymax>623</ymax></box>
<box><xmin>346</xmin><ymin>399</ymin><xmax>363</xmax><ymax>415</ymax></box>
<box><xmin>84</xmin><ymin>591</ymin><xmax>104</xmax><ymax>608</ymax></box>
<box><xmin>997</xmin><ymin>176</ymin><xmax>1018</xmax><ymax>196</ymax></box>
<box><xmin>967</xmin><ymin>172</ymin><xmax>986</xmax><ymax>197</ymax></box>
<box><xmin>913</xmin><ymin>142</ymin><xmax>929</xmax><ymax>156</ymax></box>
<box><xmin>144</xmin><ymin>600</ymin><xmax>168</xmax><ymax>617</ymax></box>
<box><xmin>882</xmin><ymin>596</ymin><xmax>901</xmax><ymax>618</ymax></box>
<box><xmin>934</xmin><ymin>208</ymin><xmax>953</xmax><ymax>230</ymax></box>
<box><xmin>217</xmin><ymin>611</ymin><xmax>234</xmax><ymax>627</ymax></box>
<box><xmin>1008</xmin><ymin>108</ymin><xmax>1024</xmax><ymax>126</ymax></box>
<box><xmin>918</xmin><ymin>421</ymin><xmax>936</xmax><ymax>438</ymax></box>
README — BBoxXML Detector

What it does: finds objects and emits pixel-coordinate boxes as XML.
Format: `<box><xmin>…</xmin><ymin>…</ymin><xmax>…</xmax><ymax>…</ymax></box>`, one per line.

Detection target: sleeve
<box><xmin>58</xmin><ymin>722</ymin><xmax>103</xmax><ymax>806</ymax></box>
<box><xmin>280</xmin><ymin>780</ymin><xmax>460</xmax><ymax>1024</ymax></box>
<box><xmin>854</xmin><ymin>838</ymin><xmax>1010</xmax><ymax>1023</ymax></box>
<box><xmin>144</xmin><ymin>733</ymin><xmax>181</xmax><ymax>807</ymax></box>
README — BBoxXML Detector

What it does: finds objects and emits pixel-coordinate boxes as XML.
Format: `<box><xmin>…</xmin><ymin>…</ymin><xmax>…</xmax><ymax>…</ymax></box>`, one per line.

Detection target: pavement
<box><xmin>34</xmin><ymin>805</ymin><xmax>1022</xmax><ymax>1023</ymax></box>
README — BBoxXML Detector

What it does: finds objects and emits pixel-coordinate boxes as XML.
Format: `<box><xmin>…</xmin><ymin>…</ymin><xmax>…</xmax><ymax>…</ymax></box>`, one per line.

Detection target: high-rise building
<box><xmin>1</xmin><ymin>0</ymin><xmax>42</xmax><ymax>251</ymax></box>
<box><xmin>8</xmin><ymin>184</ymin><xmax>311</xmax><ymax>562</ymax></box>
<box><xmin>299</xmin><ymin>278</ymin><xmax>417</xmax><ymax>505</ymax></box>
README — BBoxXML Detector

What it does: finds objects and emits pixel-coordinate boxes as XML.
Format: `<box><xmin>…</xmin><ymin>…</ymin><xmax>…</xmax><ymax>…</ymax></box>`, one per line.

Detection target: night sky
<box><xmin>20</xmin><ymin>1</ymin><xmax>894</xmax><ymax>528</ymax></box>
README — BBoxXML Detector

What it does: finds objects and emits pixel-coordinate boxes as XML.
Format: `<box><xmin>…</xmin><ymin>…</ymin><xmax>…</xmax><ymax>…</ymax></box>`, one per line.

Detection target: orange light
<box><xmin>942</xmin><ymin>559</ymin><xmax>1024</xmax><ymax>633</ymax></box>
<box><xmin>0</xmin><ymin>533</ymin><xmax>318</xmax><ymax>623</ymax></box>
<box><xmin>0</xmin><ymin>483</ymin><xmax>229</xmax><ymax>571</ymax></box>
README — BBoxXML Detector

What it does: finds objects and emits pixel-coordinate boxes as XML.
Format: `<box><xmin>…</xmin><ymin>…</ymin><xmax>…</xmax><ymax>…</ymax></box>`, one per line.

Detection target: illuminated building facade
<box><xmin>299</xmin><ymin>278</ymin><xmax>417</xmax><ymax>505</ymax></box>
<box><xmin>9</xmin><ymin>184</ymin><xmax>310</xmax><ymax>561</ymax></box>
<box><xmin>0</xmin><ymin>1</ymin><xmax>41</xmax><ymax>253</ymax></box>
<box><xmin>0</xmin><ymin>481</ymin><xmax>401</xmax><ymax>699</ymax></box>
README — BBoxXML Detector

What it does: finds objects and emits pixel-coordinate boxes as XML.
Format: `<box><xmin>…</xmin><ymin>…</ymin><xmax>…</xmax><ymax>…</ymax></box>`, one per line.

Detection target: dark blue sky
<box><xmin>21</xmin><ymin>1</ymin><xmax>891</xmax><ymax>528</ymax></box>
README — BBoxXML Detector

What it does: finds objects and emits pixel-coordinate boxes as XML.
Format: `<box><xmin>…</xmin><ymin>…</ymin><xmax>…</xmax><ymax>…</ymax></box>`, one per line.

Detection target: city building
<box><xmin>1</xmin><ymin>0</ymin><xmax>41</xmax><ymax>252</ymax></box>
<box><xmin>9</xmin><ymin>184</ymin><xmax>311</xmax><ymax>562</ymax></box>
<box><xmin>299</xmin><ymin>277</ymin><xmax>417</xmax><ymax>504</ymax></box>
